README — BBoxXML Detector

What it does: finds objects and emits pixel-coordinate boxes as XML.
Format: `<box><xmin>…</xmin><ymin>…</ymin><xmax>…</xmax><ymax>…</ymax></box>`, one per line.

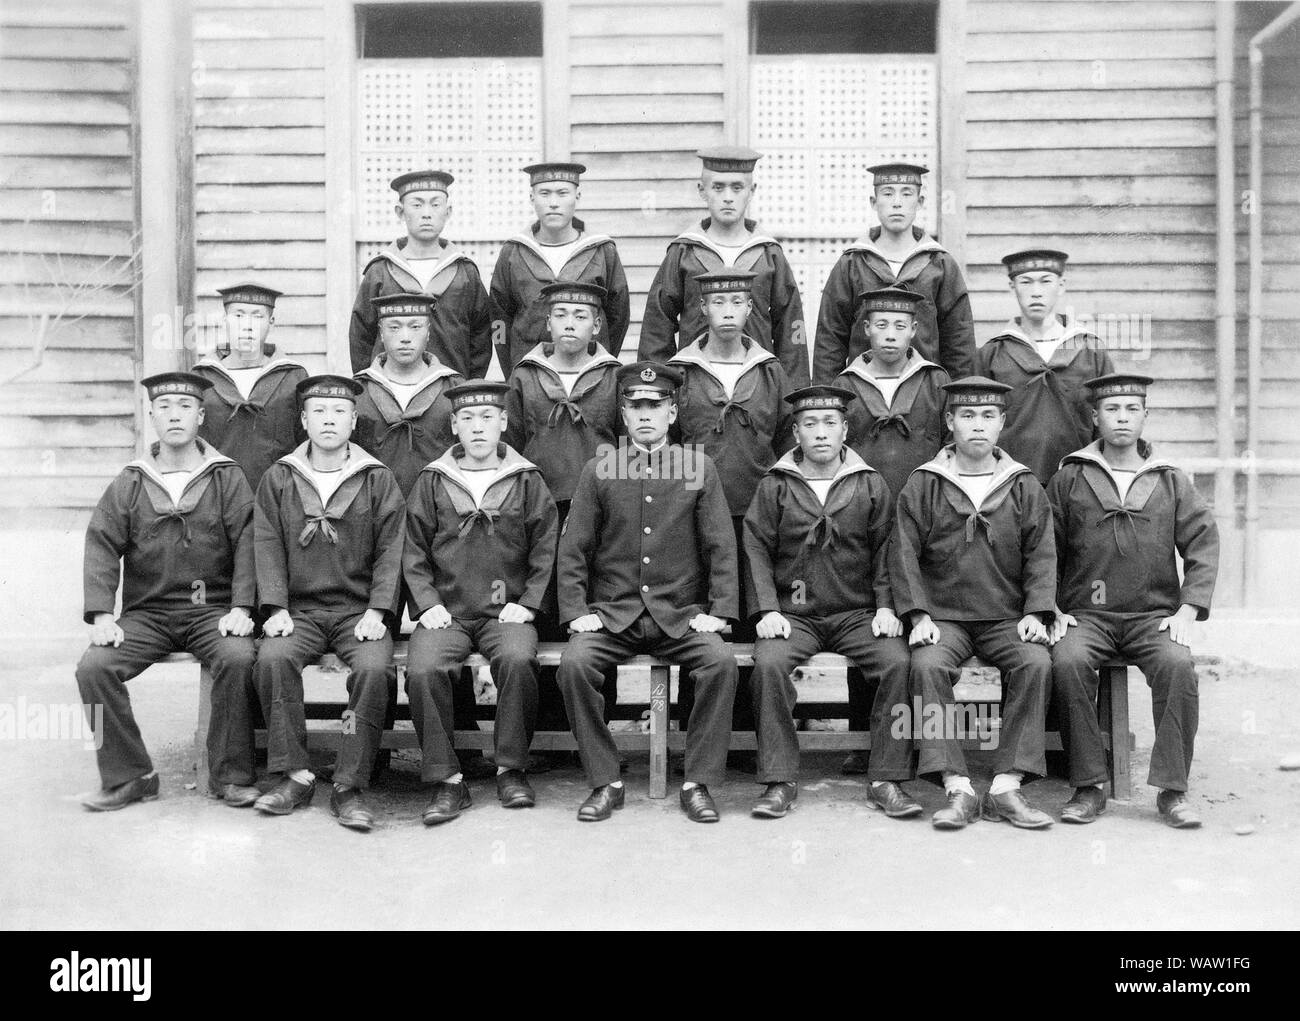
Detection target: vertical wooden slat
<box><xmin>938</xmin><ymin>0</ymin><xmax>968</xmax><ymax>263</ymax></box>
<box><xmin>323</xmin><ymin>0</ymin><xmax>356</xmax><ymax>373</ymax></box>
<box><xmin>543</xmin><ymin>0</ymin><xmax>571</xmax><ymax>160</ymax></box>
<box><xmin>723</xmin><ymin>0</ymin><xmax>748</xmax><ymax>146</ymax></box>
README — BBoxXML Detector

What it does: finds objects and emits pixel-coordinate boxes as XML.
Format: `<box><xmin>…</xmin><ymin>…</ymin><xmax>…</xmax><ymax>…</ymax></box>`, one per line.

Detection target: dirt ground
<box><xmin>1</xmin><ymin>649</ymin><xmax>1296</xmax><ymax>931</ymax></box>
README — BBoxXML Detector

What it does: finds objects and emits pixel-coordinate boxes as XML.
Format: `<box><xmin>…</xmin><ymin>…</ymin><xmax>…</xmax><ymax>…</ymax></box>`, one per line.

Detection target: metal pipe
<box><xmin>1213</xmin><ymin>1</ymin><xmax>1238</xmax><ymax>601</ymax></box>
<box><xmin>1245</xmin><ymin>2</ymin><xmax>1300</xmax><ymax>605</ymax></box>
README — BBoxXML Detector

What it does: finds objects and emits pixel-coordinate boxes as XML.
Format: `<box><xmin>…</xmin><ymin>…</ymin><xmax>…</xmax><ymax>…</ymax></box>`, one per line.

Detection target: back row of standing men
<box><xmin>73</xmin><ymin>148</ymin><xmax>1217</xmax><ymax>834</ymax></box>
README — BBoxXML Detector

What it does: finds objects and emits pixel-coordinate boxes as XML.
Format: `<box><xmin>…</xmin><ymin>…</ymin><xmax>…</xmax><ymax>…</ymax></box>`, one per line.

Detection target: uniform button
<box><xmin>645</xmin><ymin>495</ymin><xmax>652</xmax><ymax>503</ymax></box>
<box><xmin>642</xmin><ymin>556</ymin><xmax>650</xmax><ymax>564</ymax></box>
<box><xmin>641</xmin><ymin>585</ymin><xmax>649</xmax><ymax>592</ymax></box>
<box><xmin>643</xmin><ymin>526</ymin><xmax>651</xmax><ymax>534</ymax></box>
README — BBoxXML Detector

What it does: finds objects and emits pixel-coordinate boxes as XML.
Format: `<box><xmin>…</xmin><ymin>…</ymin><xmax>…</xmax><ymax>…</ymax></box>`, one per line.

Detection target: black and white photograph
<box><xmin>0</xmin><ymin>0</ymin><xmax>1296</xmax><ymax>956</ymax></box>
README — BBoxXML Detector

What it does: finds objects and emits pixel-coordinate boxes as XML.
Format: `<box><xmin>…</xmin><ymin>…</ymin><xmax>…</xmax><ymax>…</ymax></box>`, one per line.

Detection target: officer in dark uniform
<box><xmin>556</xmin><ymin>362</ymin><xmax>740</xmax><ymax>823</ymax></box>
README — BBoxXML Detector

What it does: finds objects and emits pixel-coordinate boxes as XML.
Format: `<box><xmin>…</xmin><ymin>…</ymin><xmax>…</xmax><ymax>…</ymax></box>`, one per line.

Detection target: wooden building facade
<box><xmin>2</xmin><ymin>0</ymin><xmax>1298</xmax><ymax>605</ymax></box>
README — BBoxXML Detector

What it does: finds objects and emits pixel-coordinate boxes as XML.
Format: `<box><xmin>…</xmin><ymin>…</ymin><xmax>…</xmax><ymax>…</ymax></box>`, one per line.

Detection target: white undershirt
<box><xmin>871</xmin><ymin>375</ymin><xmax>903</xmax><ymax>405</ymax></box>
<box><xmin>806</xmin><ymin>478</ymin><xmax>835</xmax><ymax>505</ymax></box>
<box><xmin>712</xmin><ymin>241</ymin><xmax>747</xmax><ymax>268</ymax></box>
<box><xmin>223</xmin><ymin>366</ymin><xmax>262</xmax><ymax>399</ymax></box>
<box><xmin>707</xmin><ymin>360</ymin><xmax>747</xmax><ymax>398</ymax></box>
<box><xmin>160</xmin><ymin>469</ymin><xmax>193</xmax><ymax>505</ymax></box>
<box><xmin>555</xmin><ymin>370</ymin><xmax>580</xmax><ymax>396</ymax></box>
<box><xmin>403</xmin><ymin>258</ymin><xmax>442</xmax><ymax>292</ymax></box>
<box><xmin>957</xmin><ymin>472</ymin><xmax>994</xmax><ymax>508</ymax></box>
<box><xmin>311</xmin><ymin>467</ymin><xmax>345</xmax><ymax>506</ymax></box>
<box><xmin>1112</xmin><ymin>468</ymin><xmax>1137</xmax><ymax>501</ymax></box>
<box><xmin>384</xmin><ymin>377</ymin><xmax>426</xmax><ymax>410</ymax></box>
<box><xmin>537</xmin><ymin>238</ymin><xmax>582</xmax><ymax>277</ymax></box>
<box><xmin>458</xmin><ymin>465</ymin><xmax>503</xmax><ymax>506</ymax></box>
<box><xmin>1035</xmin><ymin>337</ymin><xmax>1066</xmax><ymax>363</ymax></box>
<box><xmin>884</xmin><ymin>257</ymin><xmax>906</xmax><ymax>277</ymax></box>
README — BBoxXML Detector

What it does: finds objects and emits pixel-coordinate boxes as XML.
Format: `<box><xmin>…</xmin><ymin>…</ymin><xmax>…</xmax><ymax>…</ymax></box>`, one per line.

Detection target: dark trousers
<box><xmin>405</xmin><ymin>618</ymin><xmax>540</xmax><ymax>782</ymax></box>
<box><xmin>254</xmin><ymin>609</ymin><xmax>394</xmax><ymax>790</ymax></box>
<box><xmin>557</xmin><ymin>612</ymin><xmax>739</xmax><ymax>788</ymax></box>
<box><xmin>911</xmin><ymin>618</ymin><xmax>1049</xmax><ymax>780</ymax></box>
<box><xmin>751</xmin><ymin>609</ymin><xmax>912</xmax><ymax>783</ymax></box>
<box><xmin>74</xmin><ymin>605</ymin><xmax>256</xmax><ymax>790</ymax></box>
<box><xmin>1052</xmin><ymin>610</ymin><xmax>1197</xmax><ymax>791</ymax></box>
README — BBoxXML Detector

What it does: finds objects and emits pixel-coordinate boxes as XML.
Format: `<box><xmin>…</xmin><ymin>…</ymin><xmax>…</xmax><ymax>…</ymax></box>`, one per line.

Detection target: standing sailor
<box><xmin>349</xmin><ymin>169</ymin><xmax>494</xmax><ymax>378</ymax></box>
<box><xmin>813</xmin><ymin>163</ymin><xmax>974</xmax><ymax>383</ymax></box>
<box><xmin>194</xmin><ymin>283</ymin><xmax>307</xmax><ymax>489</ymax></box>
<box><xmin>490</xmin><ymin>162</ymin><xmax>630</xmax><ymax>373</ymax></box>
<box><xmin>640</xmin><ymin>146</ymin><xmax>809</xmax><ymax>388</ymax></box>
<box><xmin>974</xmin><ymin>249</ymin><xmax>1114</xmax><ymax>483</ymax></box>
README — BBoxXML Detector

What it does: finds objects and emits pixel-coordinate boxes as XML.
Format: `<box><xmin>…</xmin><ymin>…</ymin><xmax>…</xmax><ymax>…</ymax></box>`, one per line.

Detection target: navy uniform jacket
<box><xmin>668</xmin><ymin>336</ymin><xmax>796</xmax><ymax>516</ymax></box>
<box><xmin>352</xmin><ymin>359</ymin><xmax>463</xmax><ymax>497</ymax></box>
<box><xmin>193</xmin><ymin>357</ymin><xmax>307</xmax><ymax>489</ymax></box>
<box><xmin>890</xmin><ymin>445</ymin><xmax>1057</xmax><ymax>623</ymax></box>
<box><xmin>84</xmin><ymin>441</ymin><xmax>255</xmax><ymax>622</ymax></box>
<box><xmin>974</xmin><ymin>316</ymin><xmax>1115</xmax><ymax>484</ymax></box>
<box><xmin>1048</xmin><ymin>441</ymin><xmax>1219</xmax><ymax>619</ymax></box>
<box><xmin>742</xmin><ymin>448</ymin><xmax>894</xmax><ymax>619</ymax></box>
<box><xmin>834</xmin><ymin>351</ymin><xmax>950</xmax><ymax>498</ymax></box>
<box><xmin>490</xmin><ymin>219</ymin><xmax>631</xmax><ymax>372</ymax></box>
<box><xmin>813</xmin><ymin>226</ymin><xmax>975</xmax><ymax>384</ymax></box>
<box><xmin>558</xmin><ymin>441</ymin><xmax>738</xmax><ymax>638</ymax></box>
<box><xmin>639</xmin><ymin>219</ymin><xmax>810</xmax><ymax>388</ymax></box>
<box><xmin>348</xmin><ymin>238</ymin><xmax>494</xmax><ymax>378</ymax></box>
<box><xmin>253</xmin><ymin>442</ymin><xmax>406</xmax><ymax>623</ymax></box>
<box><xmin>403</xmin><ymin>444</ymin><xmax>558</xmax><ymax>621</ymax></box>
<box><xmin>504</xmin><ymin>343</ymin><xmax>622</xmax><ymax>503</ymax></box>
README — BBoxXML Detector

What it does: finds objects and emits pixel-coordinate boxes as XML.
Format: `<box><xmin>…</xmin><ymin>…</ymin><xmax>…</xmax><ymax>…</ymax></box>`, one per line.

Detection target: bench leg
<box><xmin>196</xmin><ymin>664</ymin><xmax>213</xmax><ymax>797</ymax></box>
<box><xmin>648</xmin><ymin>662</ymin><xmax>670</xmax><ymax>799</ymax></box>
<box><xmin>1104</xmin><ymin>664</ymin><xmax>1133</xmax><ymax>801</ymax></box>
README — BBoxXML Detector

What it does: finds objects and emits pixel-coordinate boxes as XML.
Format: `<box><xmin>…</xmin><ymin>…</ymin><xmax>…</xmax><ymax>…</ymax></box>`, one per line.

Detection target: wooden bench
<box><xmin>174</xmin><ymin>643</ymin><xmax>1134</xmax><ymax>802</ymax></box>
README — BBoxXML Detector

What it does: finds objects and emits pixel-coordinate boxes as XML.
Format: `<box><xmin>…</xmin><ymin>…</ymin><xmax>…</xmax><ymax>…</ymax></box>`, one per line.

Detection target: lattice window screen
<box><xmin>752</xmin><ymin>55</ymin><xmax>937</xmax><ymax>308</ymax></box>
<box><xmin>356</xmin><ymin>59</ymin><xmax>543</xmax><ymax>277</ymax></box>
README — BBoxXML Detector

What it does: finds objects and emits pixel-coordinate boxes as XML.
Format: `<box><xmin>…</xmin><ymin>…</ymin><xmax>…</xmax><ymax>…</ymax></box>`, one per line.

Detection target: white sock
<box><xmin>447</xmin><ymin>773</ymin><xmax>463</xmax><ymax>785</ymax></box>
<box><xmin>496</xmin><ymin>766</ymin><xmax>509</xmax><ymax>776</ymax></box>
<box><xmin>681</xmin><ymin>780</ymin><xmax>698</xmax><ymax>791</ymax></box>
<box><xmin>289</xmin><ymin>769</ymin><xmax>314</xmax><ymax>785</ymax></box>
<box><xmin>989</xmin><ymin>771</ymin><xmax>1023</xmax><ymax>796</ymax></box>
<box><xmin>608</xmin><ymin>780</ymin><xmax>623</xmax><ymax>789</ymax></box>
<box><xmin>943</xmin><ymin>773</ymin><xmax>975</xmax><ymax>798</ymax></box>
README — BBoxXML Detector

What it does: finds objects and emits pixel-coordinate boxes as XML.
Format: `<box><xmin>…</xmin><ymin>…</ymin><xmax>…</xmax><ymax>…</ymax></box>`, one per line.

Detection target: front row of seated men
<box><xmin>75</xmin><ymin>358</ymin><xmax>1217</xmax><ymax>832</ymax></box>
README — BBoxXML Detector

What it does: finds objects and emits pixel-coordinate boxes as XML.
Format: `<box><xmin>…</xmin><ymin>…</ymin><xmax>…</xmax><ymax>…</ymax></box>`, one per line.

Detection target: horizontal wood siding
<box><xmin>0</xmin><ymin>0</ymin><xmax>138</xmax><ymax>512</ymax></box>
<box><xmin>191</xmin><ymin>0</ymin><xmax>331</xmax><ymax>366</ymax></box>
<box><xmin>567</xmin><ymin>0</ymin><xmax>734</xmax><ymax>353</ymax></box>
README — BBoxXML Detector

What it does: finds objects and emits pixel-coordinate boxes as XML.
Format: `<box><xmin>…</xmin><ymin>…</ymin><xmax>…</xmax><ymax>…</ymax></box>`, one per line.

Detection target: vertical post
<box><xmin>1213</xmin><ymin>0</ymin><xmax>1238</xmax><ymax>603</ymax></box>
<box><xmin>323</xmin><ymin>0</ymin><xmax>357</xmax><ymax>373</ymax></box>
<box><xmin>648</xmin><ymin>661</ymin><xmax>670</xmax><ymax>798</ymax></box>
<box><xmin>195</xmin><ymin>663</ymin><xmax>213</xmax><ymax>796</ymax></box>
<box><xmin>723</xmin><ymin>0</ymin><xmax>749</xmax><ymax>146</ymax></box>
<box><xmin>136</xmin><ymin>0</ymin><xmax>194</xmax><ymax>449</ymax></box>
<box><xmin>543</xmin><ymin>0</ymin><xmax>571</xmax><ymax>160</ymax></box>
<box><xmin>1106</xmin><ymin>664</ymin><xmax>1132</xmax><ymax>801</ymax></box>
<box><xmin>937</xmin><ymin>0</ymin><xmax>968</xmax><ymax>267</ymax></box>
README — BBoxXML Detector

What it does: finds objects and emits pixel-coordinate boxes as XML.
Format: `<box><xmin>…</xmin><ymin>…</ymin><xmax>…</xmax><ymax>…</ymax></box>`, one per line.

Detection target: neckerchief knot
<box><xmin>1098</xmin><ymin>506</ymin><xmax>1147</xmax><ymax>557</ymax></box>
<box><xmin>715</xmin><ymin>401</ymin><xmax>754</xmax><ymax>434</ymax></box>
<box><xmin>547</xmin><ymin>398</ymin><xmax>585</xmax><ymax>428</ymax></box>
<box><xmin>299</xmin><ymin>513</ymin><xmax>340</xmax><ymax>547</ymax></box>
<box><xmin>227</xmin><ymin>400</ymin><xmax>263</xmax><ymax>424</ymax></box>
<box><xmin>147</xmin><ymin>510</ymin><xmax>193</xmax><ymax>547</ymax></box>
<box><xmin>458</xmin><ymin>506</ymin><xmax>499</xmax><ymax>540</ymax></box>
<box><xmin>381</xmin><ymin>418</ymin><xmax>424</xmax><ymax>451</ymax></box>
<box><xmin>870</xmin><ymin>412</ymin><xmax>912</xmax><ymax>439</ymax></box>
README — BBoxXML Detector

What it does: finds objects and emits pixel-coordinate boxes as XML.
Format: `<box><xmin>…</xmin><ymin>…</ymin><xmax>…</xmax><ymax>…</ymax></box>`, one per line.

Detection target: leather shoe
<box><xmin>496</xmin><ymin>769</ymin><xmax>535</xmax><ymax>808</ymax></box>
<box><xmin>423</xmin><ymin>780</ymin><xmax>472</xmax><ymax>825</ymax></box>
<box><xmin>867</xmin><ymin>780</ymin><xmax>923</xmax><ymax>818</ymax></box>
<box><xmin>751</xmin><ymin>781</ymin><xmax>797</xmax><ymax>818</ymax></box>
<box><xmin>1157</xmin><ymin>789</ymin><xmax>1202</xmax><ymax>829</ymax></box>
<box><xmin>254</xmin><ymin>775</ymin><xmax>316</xmax><ymax>815</ymax></box>
<box><xmin>931</xmin><ymin>789</ymin><xmax>980</xmax><ymax>830</ymax></box>
<box><xmin>577</xmin><ymin>783</ymin><xmax>625</xmax><ymax>822</ymax></box>
<box><xmin>1061</xmin><ymin>785</ymin><xmax>1107</xmax><ymax>824</ymax></box>
<box><xmin>680</xmin><ymin>784</ymin><xmax>719</xmax><ymax>823</ymax></box>
<box><xmin>81</xmin><ymin>772</ymin><xmax>160</xmax><ymax>812</ymax></box>
<box><xmin>216</xmin><ymin>782</ymin><xmax>261</xmax><ymax>808</ymax></box>
<box><xmin>330</xmin><ymin>785</ymin><xmax>375</xmax><ymax>832</ymax></box>
<box><xmin>983</xmin><ymin>789</ymin><xmax>1053</xmax><ymax>829</ymax></box>
<box><xmin>840</xmin><ymin>751</ymin><xmax>870</xmax><ymax>775</ymax></box>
